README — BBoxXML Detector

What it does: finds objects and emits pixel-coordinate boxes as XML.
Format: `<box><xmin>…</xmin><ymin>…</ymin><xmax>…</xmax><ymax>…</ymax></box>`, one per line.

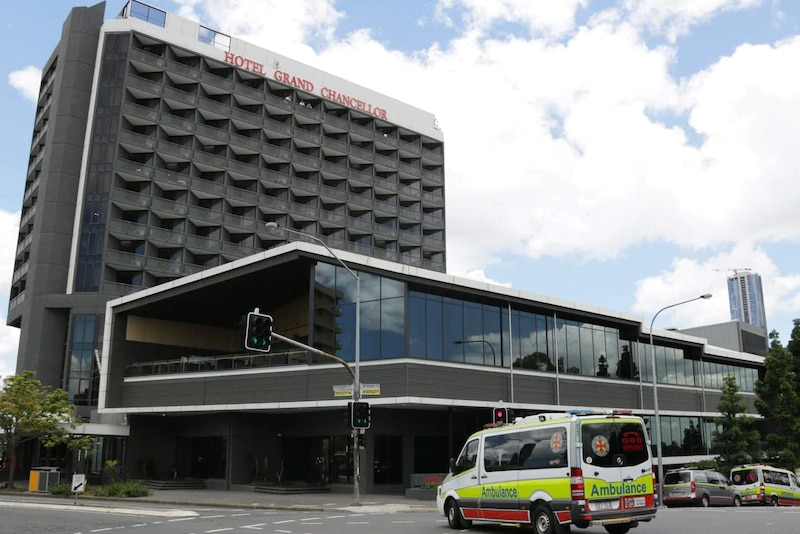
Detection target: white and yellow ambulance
<box><xmin>436</xmin><ymin>409</ymin><xmax>657</xmax><ymax>534</ymax></box>
<box><xmin>729</xmin><ymin>464</ymin><xmax>800</xmax><ymax>506</ymax></box>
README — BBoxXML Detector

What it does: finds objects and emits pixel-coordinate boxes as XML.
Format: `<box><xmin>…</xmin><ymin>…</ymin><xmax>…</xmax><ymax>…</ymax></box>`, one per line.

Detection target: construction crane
<box><xmin>709</xmin><ymin>267</ymin><xmax>752</xmax><ymax>277</ymax></box>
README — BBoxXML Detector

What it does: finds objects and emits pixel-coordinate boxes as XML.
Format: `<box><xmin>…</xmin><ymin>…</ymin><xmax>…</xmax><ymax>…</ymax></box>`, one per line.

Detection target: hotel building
<box><xmin>8</xmin><ymin>1</ymin><xmax>762</xmax><ymax>493</ymax></box>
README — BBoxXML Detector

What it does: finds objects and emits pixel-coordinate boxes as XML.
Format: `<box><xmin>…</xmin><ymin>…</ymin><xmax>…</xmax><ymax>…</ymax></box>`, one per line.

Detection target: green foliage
<box><xmin>684</xmin><ymin>459</ymin><xmax>719</xmax><ymax>470</ymax></box>
<box><xmin>0</xmin><ymin>371</ymin><xmax>77</xmax><ymax>487</ymax></box>
<box><xmin>48</xmin><ymin>482</ymin><xmax>73</xmax><ymax>496</ymax></box>
<box><xmin>713</xmin><ymin>375</ymin><xmax>761</xmax><ymax>473</ymax></box>
<box><xmin>49</xmin><ymin>480</ymin><xmax>150</xmax><ymax>498</ymax></box>
<box><xmin>755</xmin><ymin>326</ymin><xmax>800</xmax><ymax>469</ymax></box>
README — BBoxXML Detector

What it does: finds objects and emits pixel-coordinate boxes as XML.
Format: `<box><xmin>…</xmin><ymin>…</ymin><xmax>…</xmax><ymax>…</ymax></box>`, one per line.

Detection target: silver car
<box><xmin>663</xmin><ymin>469</ymin><xmax>742</xmax><ymax>507</ymax></box>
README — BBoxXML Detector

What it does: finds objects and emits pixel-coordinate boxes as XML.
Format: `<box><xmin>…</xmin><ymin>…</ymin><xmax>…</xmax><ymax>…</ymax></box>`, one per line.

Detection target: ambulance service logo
<box><xmin>591</xmin><ymin>435</ymin><xmax>610</xmax><ymax>457</ymax></box>
<box><xmin>550</xmin><ymin>432</ymin><xmax>565</xmax><ymax>453</ymax></box>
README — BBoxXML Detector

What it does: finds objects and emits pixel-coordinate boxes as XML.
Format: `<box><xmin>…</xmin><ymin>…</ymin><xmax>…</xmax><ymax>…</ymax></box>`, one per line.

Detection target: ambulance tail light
<box><xmin>652</xmin><ymin>466</ymin><xmax>657</xmax><ymax>494</ymax></box>
<box><xmin>571</xmin><ymin>467</ymin><xmax>585</xmax><ymax>500</ymax></box>
<box><xmin>760</xmin><ymin>482</ymin><xmax>765</xmax><ymax>496</ymax></box>
<box><xmin>690</xmin><ymin>480</ymin><xmax>696</xmax><ymax>494</ymax></box>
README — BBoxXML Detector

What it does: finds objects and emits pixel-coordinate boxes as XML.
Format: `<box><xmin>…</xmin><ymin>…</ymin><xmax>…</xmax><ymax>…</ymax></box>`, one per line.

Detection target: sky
<box><xmin>3</xmin><ymin>0</ymin><xmax>800</xmax><ymax>380</ymax></box>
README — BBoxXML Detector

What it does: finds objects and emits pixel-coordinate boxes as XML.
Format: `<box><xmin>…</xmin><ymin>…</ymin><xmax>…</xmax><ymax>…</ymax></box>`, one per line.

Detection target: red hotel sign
<box><xmin>224</xmin><ymin>52</ymin><xmax>388</xmax><ymax>120</ymax></box>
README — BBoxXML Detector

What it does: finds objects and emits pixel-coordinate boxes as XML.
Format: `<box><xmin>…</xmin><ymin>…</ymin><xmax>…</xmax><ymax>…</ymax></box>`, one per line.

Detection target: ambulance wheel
<box><xmin>733</xmin><ymin>495</ymin><xmax>742</xmax><ymax>507</ymax></box>
<box><xmin>771</xmin><ymin>496</ymin><xmax>779</xmax><ymax>507</ymax></box>
<box><xmin>700</xmin><ymin>494</ymin><xmax>710</xmax><ymax>508</ymax></box>
<box><xmin>532</xmin><ymin>504</ymin><xmax>557</xmax><ymax>534</ymax></box>
<box><xmin>446</xmin><ymin>499</ymin><xmax>471</xmax><ymax>529</ymax></box>
<box><xmin>604</xmin><ymin>525</ymin><xmax>631</xmax><ymax>534</ymax></box>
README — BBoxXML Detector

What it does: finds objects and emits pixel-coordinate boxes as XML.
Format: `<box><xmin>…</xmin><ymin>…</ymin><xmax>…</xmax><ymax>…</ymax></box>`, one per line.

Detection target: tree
<box><xmin>615</xmin><ymin>345</ymin><xmax>639</xmax><ymax>379</ymax></box>
<box><xmin>0</xmin><ymin>371</ymin><xmax>78</xmax><ymax>487</ymax></box>
<box><xmin>596</xmin><ymin>354</ymin><xmax>609</xmax><ymax>377</ymax></box>
<box><xmin>755</xmin><ymin>329</ymin><xmax>800</xmax><ymax>469</ymax></box>
<box><xmin>713</xmin><ymin>375</ymin><xmax>761</xmax><ymax>473</ymax></box>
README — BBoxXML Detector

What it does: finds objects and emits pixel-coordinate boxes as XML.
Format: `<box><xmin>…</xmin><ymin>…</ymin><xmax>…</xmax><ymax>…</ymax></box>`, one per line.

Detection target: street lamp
<box><xmin>266</xmin><ymin>222</ymin><xmax>361</xmax><ymax>504</ymax></box>
<box><xmin>650</xmin><ymin>293</ymin><xmax>711</xmax><ymax>507</ymax></box>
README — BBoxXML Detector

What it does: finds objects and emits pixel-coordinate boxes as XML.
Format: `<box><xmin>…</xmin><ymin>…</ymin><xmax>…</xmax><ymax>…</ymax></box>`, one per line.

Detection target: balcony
<box><xmin>290</xmin><ymin>176</ymin><xmax>319</xmax><ymax>195</ymax></box>
<box><xmin>319</xmin><ymin>208</ymin><xmax>346</xmax><ymax>225</ymax></box>
<box><xmin>373</xmin><ymin>198</ymin><xmax>397</xmax><ymax>215</ymax></box>
<box><xmin>347</xmin><ymin>191</ymin><xmax>372</xmax><ymax>209</ymax></box>
<box><xmin>264</xmin><ymin>92</ymin><xmax>293</xmax><ymax>112</ymax></box>
<box><xmin>224</xmin><ymin>212</ymin><xmax>259</xmax><ymax>231</ymax></box>
<box><xmin>108</xmin><ymin>218</ymin><xmax>147</xmax><ymax>239</ymax></box>
<box><xmin>127</xmin><ymin>73</ymin><xmax>162</xmax><ymax>96</ymax></box>
<box><xmin>145</xmin><ymin>256</ymin><xmax>186</xmax><ymax>276</ymax></box>
<box><xmin>159</xmin><ymin>112</ymin><xmax>194</xmax><ymax>133</ymax></box>
<box><xmin>186</xmin><ymin>234</ymin><xmax>221</xmax><ymax>252</ymax></box>
<box><xmin>200</xmin><ymin>70</ymin><xmax>234</xmax><ymax>92</ymax></box>
<box><xmin>423</xmin><ymin>233</ymin><xmax>445</xmax><ymax>248</ymax></box>
<box><xmin>163</xmin><ymin>85</ymin><xmax>198</xmax><ymax>106</ymax></box>
<box><xmin>122</xmin><ymin>101</ymin><xmax>159</xmax><ymax>123</ymax></box>
<box><xmin>349</xmin><ymin>122</ymin><xmax>373</xmax><ymax>139</ymax></box>
<box><xmin>321</xmin><ymin>160</ymin><xmax>348</xmax><ymax>179</ymax></box>
<box><xmin>422</xmin><ymin>168</ymin><xmax>444</xmax><ymax>185</ymax></box>
<box><xmin>398</xmin><ymin>161</ymin><xmax>422</xmax><ymax>178</ymax></box>
<box><xmin>193</xmin><ymin>149</ymin><xmax>227</xmax><ymax>169</ymax></box>
<box><xmin>196</xmin><ymin>123</ymin><xmax>230</xmax><ymax>144</ymax></box>
<box><xmin>260</xmin><ymin>169</ymin><xmax>290</xmax><ymax>188</ymax></box>
<box><xmin>231</xmin><ymin>106</ymin><xmax>263</xmax><ymax>127</ymax></box>
<box><xmin>227</xmin><ymin>158</ymin><xmax>261</xmax><ymax>180</ymax></box>
<box><xmin>290</xmin><ymin>201</ymin><xmax>318</xmax><ymax>219</ymax></box>
<box><xmin>318</xmin><ymin>183</ymin><xmax>346</xmax><ymax>203</ymax></box>
<box><xmin>148</xmin><ymin>226</ymin><xmax>187</xmax><ymax>245</ymax></box>
<box><xmin>323</xmin><ymin>113</ymin><xmax>349</xmax><ymax>131</ymax></box>
<box><xmin>264</xmin><ymin>116</ymin><xmax>292</xmax><ymax>136</ymax></box>
<box><xmin>321</xmin><ymin>136</ymin><xmax>348</xmax><ymax>154</ymax></box>
<box><xmin>235</xmin><ymin>83</ymin><xmax>264</xmax><ymax>100</ymax></box>
<box><xmin>192</xmin><ymin>177</ymin><xmax>225</xmax><ymax>198</ymax></box>
<box><xmin>374</xmin><ymin>177</ymin><xmax>399</xmax><ymax>194</ymax></box>
<box><xmin>129</xmin><ymin>47</ymin><xmax>166</xmax><ymax>69</ymax></box>
<box><xmin>198</xmin><ymin>96</ymin><xmax>230</xmax><ymax>115</ymax></box>
<box><xmin>423</xmin><ymin>212</ymin><xmax>444</xmax><ymax>226</ymax></box>
<box><xmin>258</xmin><ymin>195</ymin><xmax>290</xmax><ymax>212</ymax></box>
<box><xmin>399</xmin><ymin>229</ymin><xmax>422</xmax><ymax>244</ymax></box>
<box><xmin>375</xmin><ymin>153</ymin><xmax>397</xmax><ymax>169</ymax></box>
<box><xmin>293</xmin><ymin>152</ymin><xmax>321</xmax><ymax>170</ymax></box>
<box><xmin>262</xmin><ymin>143</ymin><xmax>291</xmax><ymax>162</ymax></box>
<box><xmin>156</xmin><ymin>139</ymin><xmax>192</xmax><ymax>160</ymax></box>
<box><xmin>152</xmin><ymin>167</ymin><xmax>190</xmax><ymax>188</ymax></box>
<box><xmin>222</xmin><ymin>241</ymin><xmax>257</xmax><ymax>257</ymax></box>
<box><xmin>188</xmin><ymin>204</ymin><xmax>224</xmax><ymax>224</ymax></box>
<box><xmin>111</xmin><ymin>188</ymin><xmax>149</xmax><ymax>209</ymax></box>
<box><xmin>348</xmin><ymin>215</ymin><xmax>374</xmax><ymax>232</ymax></box>
<box><xmin>374</xmin><ymin>223</ymin><xmax>398</xmax><ymax>239</ymax></box>
<box><xmin>105</xmin><ymin>249</ymin><xmax>145</xmax><ymax>269</ymax></box>
<box><xmin>399</xmin><ymin>139</ymin><xmax>421</xmax><ymax>155</ymax></box>
<box><xmin>118</xmin><ymin>130</ymin><xmax>156</xmax><ymax>151</ymax></box>
<box><xmin>226</xmin><ymin>184</ymin><xmax>259</xmax><ymax>205</ymax></box>
<box><xmin>151</xmin><ymin>197</ymin><xmax>188</xmax><ymax>216</ymax></box>
<box><xmin>229</xmin><ymin>132</ymin><xmax>261</xmax><ymax>153</ymax></box>
<box><xmin>166</xmin><ymin>59</ymin><xmax>200</xmax><ymax>81</ymax></box>
<box><xmin>116</xmin><ymin>158</ymin><xmax>154</xmax><ymax>179</ymax></box>
<box><xmin>399</xmin><ymin>206</ymin><xmax>422</xmax><ymax>221</ymax></box>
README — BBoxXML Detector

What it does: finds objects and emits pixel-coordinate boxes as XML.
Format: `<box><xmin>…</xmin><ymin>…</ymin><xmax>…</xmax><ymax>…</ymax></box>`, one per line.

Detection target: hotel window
<box><xmin>127</xmin><ymin>1</ymin><xmax>166</xmax><ymax>27</ymax></box>
<box><xmin>198</xmin><ymin>26</ymin><xmax>231</xmax><ymax>52</ymax></box>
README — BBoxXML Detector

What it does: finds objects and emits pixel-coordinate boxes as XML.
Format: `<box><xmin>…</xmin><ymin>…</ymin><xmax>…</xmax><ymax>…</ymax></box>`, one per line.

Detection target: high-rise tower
<box><xmin>8</xmin><ymin>1</ymin><xmax>445</xmax><ymax>417</ymax></box>
<box><xmin>727</xmin><ymin>270</ymin><xmax>767</xmax><ymax>332</ymax></box>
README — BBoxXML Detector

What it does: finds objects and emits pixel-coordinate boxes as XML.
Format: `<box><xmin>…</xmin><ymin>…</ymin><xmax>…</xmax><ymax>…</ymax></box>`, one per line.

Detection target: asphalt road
<box><xmin>1</xmin><ymin>499</ymin><xmax>800</xmax><ymax>534</ymax></box>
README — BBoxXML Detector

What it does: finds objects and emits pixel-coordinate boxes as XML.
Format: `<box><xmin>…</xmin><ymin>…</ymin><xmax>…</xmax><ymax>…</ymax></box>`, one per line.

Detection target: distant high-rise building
<box><xmin>727</xmin><ymin>271</ymin><xmax>767</xmax><ymax>331</ymax></box>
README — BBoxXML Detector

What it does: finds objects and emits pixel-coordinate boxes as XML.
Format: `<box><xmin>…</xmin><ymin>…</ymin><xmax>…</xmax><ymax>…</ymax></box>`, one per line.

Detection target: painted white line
<box><xmin>204</xmin><ymin>529</ymin><xmax>234</xmax><ymax>533</ymax></box>
<box><xmin>300</xmin><ymin>516</ymin><xmax>321</xmax><ymax>521</ymax></box>
<box><xmin>275</xmin><ymin>530</ymin><xmax>292</xmax><ymax>533</ymax></box>
<box><xmin>273</xmin><ymin>519</ymin><xmax>296</xmax><ymax>524</ymax></box>
<box><xmin>0</xmin><ymin>500</ymin><xmax>197</xmax><ymax>518</ymax></box>
<box><xmin>230</xmin><ymin>513</ymin><xmax>251</xmax><ymax>517</ymax></box>
<box><xmin>347</xmin><ymin>521</ymin><xmax>370</xmax><ymax>525</ymax></box>
<box><xmin>169</xmin><ymin>517</ymin><xmax>197</xmax><ymax>522</ymax></box>
<box><xmin>325</xmin><ymin>514</ymin><xmax>347</xmax><ymax>518</ymax></box>
<box><xmin>198</xmin><ymin>515</ymin><xmax>227</xmax><ymax>519</ymax></box>
<box><xmin>240</xmin><ymin>524</ymin><xmax>266</xmax><ymax>530</ymax></box>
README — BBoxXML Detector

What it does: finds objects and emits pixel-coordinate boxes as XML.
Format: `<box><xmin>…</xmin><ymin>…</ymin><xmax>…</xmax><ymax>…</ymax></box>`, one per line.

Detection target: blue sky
<box><xmin>3</xmin><ymin>0</ymin><xmax>800</xmax><ymax>379</ymax></box>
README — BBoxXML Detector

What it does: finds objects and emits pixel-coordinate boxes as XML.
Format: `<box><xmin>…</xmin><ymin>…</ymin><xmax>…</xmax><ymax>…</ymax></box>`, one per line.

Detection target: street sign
<box><xmin>71</xmin><ymin>474</ymin><xmax>86</xmax><ymax>493</ymax></box>
<box><xmin>333</xmin><ymin>383</ymin><xmax>381</xmax><ymax>397</ymax></box>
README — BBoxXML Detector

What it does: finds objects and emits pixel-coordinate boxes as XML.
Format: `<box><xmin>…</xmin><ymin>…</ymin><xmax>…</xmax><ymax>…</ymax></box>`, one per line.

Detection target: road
<box><xmin>0</xmin><ymin>499</ymin><xmax>799</xmax><ymax>534</ymax></box>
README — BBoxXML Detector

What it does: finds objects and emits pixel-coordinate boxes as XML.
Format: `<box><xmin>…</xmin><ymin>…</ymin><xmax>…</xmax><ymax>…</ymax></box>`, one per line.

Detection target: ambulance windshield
<box><xmin>581</xmin><ymin>421</ymin><xmax>649</xmax><ymax>468</ymax></box>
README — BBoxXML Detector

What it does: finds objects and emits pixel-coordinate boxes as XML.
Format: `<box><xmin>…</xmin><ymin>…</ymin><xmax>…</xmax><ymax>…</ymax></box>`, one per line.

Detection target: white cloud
<box><xmin>631</xmin><ymin>243</ymin><xmax>800</xmax><ymax>336</ymax></box>
<box><xmin>8</xmin><ymin>65</ymin><xmax>42</xmax><ymax>103</ymax></box>
<box><xmin>435</xmin><ymin>0</ymin><xmax>588</xmax><ymax>38</ymax></box>
<box><xmin>624</xmin><ymin>0</ymin><xmax>763</xmax><ymax>42</ymax></box>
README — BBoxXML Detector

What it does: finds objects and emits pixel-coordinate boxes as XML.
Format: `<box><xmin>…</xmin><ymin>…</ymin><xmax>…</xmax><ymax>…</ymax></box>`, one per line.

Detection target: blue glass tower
<box><xmin>727</xmin><ymin>271</ymin><xmax>767</xmax><ymax>331</ymax></box>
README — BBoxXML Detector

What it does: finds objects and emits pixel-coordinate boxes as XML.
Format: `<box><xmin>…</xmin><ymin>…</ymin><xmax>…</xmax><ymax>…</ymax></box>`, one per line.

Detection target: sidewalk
<box><xmin>0</xmin><ymin>484</ymin><xmax>438</xmax><ymax>514</ymax></box>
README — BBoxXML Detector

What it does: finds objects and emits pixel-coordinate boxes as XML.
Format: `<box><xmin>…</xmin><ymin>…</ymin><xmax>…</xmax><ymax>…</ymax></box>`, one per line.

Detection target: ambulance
<box><xmin>436</xmin><ymin>409</ymin><xmax>657</xmax><ymax>534</ymax></box>
<box><xmin>729</xmin><ymin>464</ymin><xmax>800</xmax><ymax>506</ymax></box>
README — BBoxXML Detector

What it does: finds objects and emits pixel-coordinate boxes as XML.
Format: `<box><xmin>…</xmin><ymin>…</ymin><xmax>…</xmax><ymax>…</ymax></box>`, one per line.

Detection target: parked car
<box><xmin>662</xmin><ymin>468</ymin><xmax>741</xmax><ymax>507</ymax></box>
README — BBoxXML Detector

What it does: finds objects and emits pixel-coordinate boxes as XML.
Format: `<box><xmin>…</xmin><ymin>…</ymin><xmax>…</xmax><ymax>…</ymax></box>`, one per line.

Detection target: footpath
<box><xmin>0</xmin><ymin>483</ymin><xmax>438</xmax><ymax>514</ymax></box>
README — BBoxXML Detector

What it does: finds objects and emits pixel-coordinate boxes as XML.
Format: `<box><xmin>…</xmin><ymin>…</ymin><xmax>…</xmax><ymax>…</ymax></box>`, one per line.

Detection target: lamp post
<box><xmin>266</xmin><ymin>222</ymin><xmax>361</xmax><ymax>505</ymax></box>
<box><xmin>650</xmin><ymin>293</ymin><xmax>711</xmax><ymax>507</ymax></box>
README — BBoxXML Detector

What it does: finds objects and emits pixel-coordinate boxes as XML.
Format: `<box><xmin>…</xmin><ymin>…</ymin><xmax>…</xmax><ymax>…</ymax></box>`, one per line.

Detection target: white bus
<box><xmin>436</xmin><ymin>409</ymin><xmax>657</xmax><ymax>534</ymax></box>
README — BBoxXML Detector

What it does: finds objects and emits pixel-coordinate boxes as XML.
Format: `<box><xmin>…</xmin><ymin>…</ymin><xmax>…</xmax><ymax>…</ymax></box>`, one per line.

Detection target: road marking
<box><xmin>300</xmin><ymin>516</ymin><xmax>321</xmax><ymax>521</ymax></box>
<box><xmin>199</xmin><ymin>515</ymin><xmax>227</xmax><ymax>519</ymax></box>
<box><xmin>273</xmin><ymin>519</ymin><xmax>295</xmax><ymax>523</ymax></box>
<box><xmin>169</xmin><ymin>517</ymin><xmax>197</xmax><ymax>522</ymax></box>
<box><xmin>325</xmin><ymin>515</ymin><xmax>347</xmax><ymax>518</ymax></box>
<box><xmin>204</xmin><ymin>529</ymin><xmax>234</xmax><ymax>533</ymax></box>
<box><xmin>230</xmin><ymin>513</ymin><xmax>251</xmax><ymax>517</ymax></box>
<box><xmin>347</xmin><ymin>521</ymin><xmax>370</xmax><ymax>525</ymax></box>
<box><xmin>275</xmin><ymin>530</ymin><xmax>292</xmax><ymax>533</ymax></box>
<box><xmin>240</xmin><ymin>524</ymin><xmax>266</xmax><ymax>529</ymax></box>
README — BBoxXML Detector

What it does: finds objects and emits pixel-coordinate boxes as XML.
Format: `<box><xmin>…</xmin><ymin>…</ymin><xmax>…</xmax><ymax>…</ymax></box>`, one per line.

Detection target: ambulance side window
<box><xmin>454</xmin><ymin>439</ymin><xmax>479</xmax><ymax>474</ymax></box>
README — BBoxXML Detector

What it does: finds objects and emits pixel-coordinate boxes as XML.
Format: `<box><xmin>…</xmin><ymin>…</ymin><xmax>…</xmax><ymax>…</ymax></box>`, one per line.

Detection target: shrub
<box><xmin>49</xmin><ymin>482</ymin><xmax>73</xmax><ymax>496</ymax></box>
<box><xmin>85</xmin><ymin>481</ymin><xmax>151</xmax><ymax>498</ymax></box>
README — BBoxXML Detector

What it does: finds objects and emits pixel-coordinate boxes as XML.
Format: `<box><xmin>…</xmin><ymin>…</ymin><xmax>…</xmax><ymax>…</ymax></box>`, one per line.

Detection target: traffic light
<box><xmin>493</xmin><ymin>406</ymin><xmax>509</xmax><ymax>425</ymax></box>
<box><xmin>244</xmin><ymin>310</ymin><xmax>273</xmax><ymax>352</ymax></box>
<box><xmin>351</xmin><ymin>401</ymin><xmax>371</xmax><ymax>429</ymax></box>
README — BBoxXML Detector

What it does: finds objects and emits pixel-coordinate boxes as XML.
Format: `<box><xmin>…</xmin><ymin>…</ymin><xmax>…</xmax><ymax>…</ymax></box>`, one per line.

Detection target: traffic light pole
<box><xmin>268</xmin><ymin>331</ymin><xmax>361</xmax><ymax>504</ymax></box>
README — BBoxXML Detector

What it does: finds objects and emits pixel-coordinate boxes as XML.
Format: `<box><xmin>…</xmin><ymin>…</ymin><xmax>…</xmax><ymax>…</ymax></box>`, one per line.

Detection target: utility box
<box><xmin>28</xmin><ymin>467</ymin><xmax>60</xmax><ymax>492</ymax></box>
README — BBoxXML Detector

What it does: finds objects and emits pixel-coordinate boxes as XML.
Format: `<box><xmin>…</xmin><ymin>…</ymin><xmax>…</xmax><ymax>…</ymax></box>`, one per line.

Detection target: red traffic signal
<box><xmin>493</xmin><ymin>407</ymin><xmax>509</xmax><ymax>425</ymax></box>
